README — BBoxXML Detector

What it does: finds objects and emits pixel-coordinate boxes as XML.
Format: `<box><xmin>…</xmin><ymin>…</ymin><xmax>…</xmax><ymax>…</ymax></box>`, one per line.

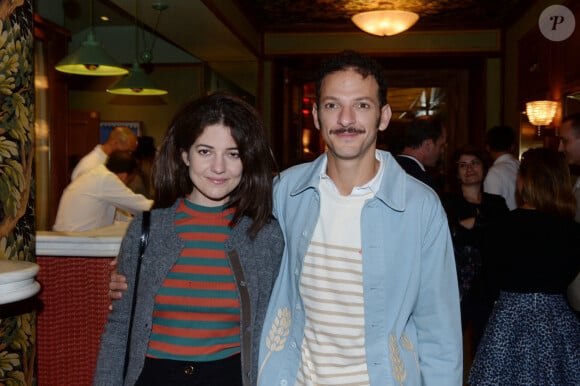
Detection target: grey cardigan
<box><xmin>93</xmin><ymin>201</ymin><xmax>284</xmax><ymax>385</ymax></box>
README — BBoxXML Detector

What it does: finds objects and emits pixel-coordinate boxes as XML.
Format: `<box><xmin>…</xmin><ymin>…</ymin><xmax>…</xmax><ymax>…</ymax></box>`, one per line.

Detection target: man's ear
<box><xmin>312</xmin><ymin>103</ymin><xmax>321</xmax><ymax>131</ymax></box>
<box><xmin>378</xmin><ymin>104</ymin><xmax>392</xmax><ymax>132</ymax></box>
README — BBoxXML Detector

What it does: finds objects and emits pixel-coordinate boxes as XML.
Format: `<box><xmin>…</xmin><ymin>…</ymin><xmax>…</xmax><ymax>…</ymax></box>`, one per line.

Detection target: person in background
<box><xmin>395</xmin><ymin>114</ymin><xmax>447</xmax><ymax>192</ymax></box>
<box><xmin>106</xmin><ymin>51</ymin><xmax>463</xmax><ymax>385</ymax></box>
<box><xmin>258</xmin><ymin>51</ymin><xmax>461</xmax><ymax>385</ymax></box>
<box><xmin>558</xmin><ymin>112</ymin><xmax>580</xmax><ymax>311</ymax></box>
<box><xmin>559</xmin><ymin>112</ymin><xmax>580</xmax><ymax>221</ymax></box>
<box><xmin>469</xmin><ymin>147</ymin><xmax>580</xmax><ymax>385</ymax></box>
<box><xmin>483</xmin><ymin>125</ymin><xmax>519</xmax><ymax>210</ymax></box>
<box><xmin>128</xmin><ymin>136</ymin><xmax>157</xmax><ymax>199</ymax></box>
<box><xmin>53</xmin><ymin>151</ymin><xmax>153</xmax><ymax>232</ymax></box>
<box><xmin>441</xmin><ymin>145</ymin><xmax>508</xmax><ymax>361</ymax></box>
<box><xmin>93</xmin><ymin>92</ymin><xmax>284</xmax><ymax>386</ymax></box>
<box><xmin>71</xmin><ymin>125</ymin><xmax>138</xmax><ymax>181</ymax></box>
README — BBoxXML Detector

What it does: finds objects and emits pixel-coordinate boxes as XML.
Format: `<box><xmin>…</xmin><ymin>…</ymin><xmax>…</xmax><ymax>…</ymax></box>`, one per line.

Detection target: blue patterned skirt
<box><xmin>468</xmin><ymin>291</ymin><xmax>580</xmax><ymax>386</ymax></box>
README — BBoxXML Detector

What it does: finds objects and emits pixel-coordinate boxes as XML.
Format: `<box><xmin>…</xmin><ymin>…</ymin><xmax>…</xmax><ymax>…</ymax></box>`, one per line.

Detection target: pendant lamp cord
<box><xmin>89</xmin><ymin>0</ymin><xmax>94</xmax><ymax>33</ymax></box>
<box><xmin>134</xmin><ymin>0</ymin><xmax>138</xmax><ymax>63</ymax></box>
<box><xmin>133</xmin><ymin>1</ymin><xmax>164</xmax><ymax>64</ymax></box>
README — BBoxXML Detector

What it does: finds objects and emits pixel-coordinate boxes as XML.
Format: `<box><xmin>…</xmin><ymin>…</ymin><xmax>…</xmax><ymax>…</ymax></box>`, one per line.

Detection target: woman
<box><xmin>93</xmin><ymin>92</ymin><xmax>284</xmax><ymax>386</ymax></box>
<box><xmin>469</xmin><ymin>147</ymin><xmax>580</xmax><ymax>385</ymax></box>
<box><xmin>441</xmin><ymin>145</ymin><xmax>509</xmax><ymax>352</ymax></box>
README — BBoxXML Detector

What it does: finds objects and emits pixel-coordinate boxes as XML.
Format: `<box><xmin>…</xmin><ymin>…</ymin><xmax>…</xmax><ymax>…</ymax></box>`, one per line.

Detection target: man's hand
<box><xmin>108</xmin><ymin>257</ymin><xmax>128</xmax><ymax>310</ymax></box>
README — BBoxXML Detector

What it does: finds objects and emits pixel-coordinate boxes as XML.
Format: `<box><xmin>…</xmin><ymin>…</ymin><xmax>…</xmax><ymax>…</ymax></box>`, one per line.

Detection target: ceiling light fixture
<box><xmin>55</xmin><ymin>0</ymin><xmax>128</xmax><ymax>76</ymax></box>
<box><xmin>351</xmin><ymin>9</ymin><xmax>419</xmax><ymax>36</ymax></box>
<box><xmin>107</xmin><ymin>2</ymin><xmax>168</xmax><ymax>96</ymax></box>
<box><xmin>107</xmin><ymin>62</ymin><xmax>167</xmax><ymax>96</ymax></box>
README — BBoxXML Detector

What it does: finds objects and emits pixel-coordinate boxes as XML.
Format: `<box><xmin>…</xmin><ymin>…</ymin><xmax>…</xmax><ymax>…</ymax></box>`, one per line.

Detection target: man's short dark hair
<box><xmin>485</xmin><ymin>125</ymin><xmax>515</xmax><ymax>152</ymax></box>
<box><xmin>105</xmin><ymin>151</ymin><xmax>138</xmax><ymax>174</ymax></box>
<box><xmin>315</xmin><ymin>50</ymin><xmax>388</xmax><ymax>108</ymax></box>
<box><xmin>403</xmin><ymin>115</ymin><xmax>444</xmax><ymax>149</ymax></box>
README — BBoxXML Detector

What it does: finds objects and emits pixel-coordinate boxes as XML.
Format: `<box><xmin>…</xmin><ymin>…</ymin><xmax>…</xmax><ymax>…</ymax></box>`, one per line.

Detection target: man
<box><xmin>558</xmin><ymin>112</ymin><xmax>580</xmax><ymax>311</ymax></box>
<box><xmin>395</xmin><ymin>115</ymin><xmax>447</xmax><ymax>192</ymax></box>
<box><xmin>258</xmin><ymin>51</ymin><xmax>461</xmax><ymax>385</ymax></box>
<box><xmin>53</xmin><ymin>151</ymin><xmax>153</xmax><ymax>232</ymax></box>
<box><xmin>71</xmin><ymin>125</ymin><xmax>138</xmax><ymax>181</ymax></box>
<box><xmin>108</xmin><ymin>52</ymin><xmax>462</xmax><ymax>385</ymax></box>
<box><xmin>483</xmin><ymin>125</ymin><xmax>519</xmax><ymax>210</ymax></box>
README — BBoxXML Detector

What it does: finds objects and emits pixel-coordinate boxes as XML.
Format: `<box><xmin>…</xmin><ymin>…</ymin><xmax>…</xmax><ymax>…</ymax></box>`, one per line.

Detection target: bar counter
<box><xmin>36</xmin><ymin>223</ymin><xmax>128</xmax><ymax>386</ymax></box>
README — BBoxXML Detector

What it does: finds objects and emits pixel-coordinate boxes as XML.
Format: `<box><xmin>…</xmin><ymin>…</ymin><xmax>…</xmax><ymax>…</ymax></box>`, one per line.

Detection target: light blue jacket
<box><xmin>258</xmin><ymin>151</ymin><xmax>462</xmax><ymax>385</ymax></box>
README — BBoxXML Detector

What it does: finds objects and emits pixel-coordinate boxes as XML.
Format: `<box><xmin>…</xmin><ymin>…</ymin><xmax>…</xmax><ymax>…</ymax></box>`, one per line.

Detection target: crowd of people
<box><xmin>89</xmin><ymin>50</ymin><xmax>578</xmax><ymax>385</ymax></box>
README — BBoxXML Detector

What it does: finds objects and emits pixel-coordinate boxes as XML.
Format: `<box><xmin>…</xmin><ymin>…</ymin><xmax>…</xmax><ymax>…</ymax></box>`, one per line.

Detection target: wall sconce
<box><xmin>526</xmin><ymin>100</ymin><xmax>558</xmax><ymax>135</ymax></box>
<box><xmin>351</xmin><ymin>10</ymin><xmax>419</xmax><ymax>36</ymax></box>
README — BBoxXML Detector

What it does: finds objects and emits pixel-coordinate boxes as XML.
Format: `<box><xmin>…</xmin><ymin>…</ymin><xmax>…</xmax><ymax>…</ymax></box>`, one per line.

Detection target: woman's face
<box><xmin>181</xmin><ymin>123</ymin><xmax>243</xmax><ymax>207</ymax></box>
<box><xmin>457</xmin><ymin>154</ymin><xmax>483</xmax><ymax>186</ymax></box>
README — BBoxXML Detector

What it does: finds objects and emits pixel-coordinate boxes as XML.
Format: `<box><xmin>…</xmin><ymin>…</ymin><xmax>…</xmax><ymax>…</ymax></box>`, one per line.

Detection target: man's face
<box><xmin>312</xmin><ymin>68</ymin><xmax>391</xmax><ymax>163</ymax></box>
<box><xmin>558</xmin><ymin>120</ymin><xmax>580</xmax><ymax>165</ymax></box>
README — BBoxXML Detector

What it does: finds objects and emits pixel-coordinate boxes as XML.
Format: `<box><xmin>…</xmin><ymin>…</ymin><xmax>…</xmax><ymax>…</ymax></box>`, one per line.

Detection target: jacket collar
<box><xmin>288</xmin><ymin>150</ymin><xmax>406</xmax><ymax>212</ymax></box>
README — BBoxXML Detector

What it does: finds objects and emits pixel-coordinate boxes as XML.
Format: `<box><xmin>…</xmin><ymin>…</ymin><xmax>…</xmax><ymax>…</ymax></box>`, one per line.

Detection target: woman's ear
<box><xmin>181</xmin><ymin>150</ymin><xmax>190</xmax><ymax>166</ymax></box>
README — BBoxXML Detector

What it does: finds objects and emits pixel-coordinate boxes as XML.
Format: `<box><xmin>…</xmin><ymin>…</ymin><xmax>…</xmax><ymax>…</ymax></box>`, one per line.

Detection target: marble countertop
<box><xmin>36</xmin><ymin>222</ymin><xmax>128</xmax><ymax>257</ymax></box>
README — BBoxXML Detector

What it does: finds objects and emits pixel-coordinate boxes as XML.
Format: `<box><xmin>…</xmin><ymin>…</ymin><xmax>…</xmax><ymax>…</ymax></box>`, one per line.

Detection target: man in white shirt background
<box><xmin>70</xmin><ymin>125</ymin><xmax>138</xmax><ymax>181</ymax></box>
<box><xmin>53</xmin><ymin>151</ymin><xmax>153</xmax><ymax>232</ymax></box>
<box><xmin>483</xmin><ymin>125</ymin><xmax>520</xmax><ymax>210</ymax></box>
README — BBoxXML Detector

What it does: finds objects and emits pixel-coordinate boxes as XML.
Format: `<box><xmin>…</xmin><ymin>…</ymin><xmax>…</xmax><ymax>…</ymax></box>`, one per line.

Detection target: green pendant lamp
<box><xmin>107</xmin><ymin>62</ymin><xmax>167</xmax><ymax>95</ymax></box>
<box><xmin>55</xmin><ymin>0</ymin><xmax>128</xmax><ymax>76</ymax></box>
<box><xmin>107</xmin><ymin>2</ymin><xmax>168</xmax><ymax>96</ymax></box>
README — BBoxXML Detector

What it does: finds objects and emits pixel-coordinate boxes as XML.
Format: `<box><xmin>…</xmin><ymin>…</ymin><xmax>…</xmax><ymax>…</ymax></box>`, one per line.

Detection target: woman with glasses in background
<box><xmin>441</xmin><ymin>145</ymin><xmax>509</xmax><ymax>364</ymax></box>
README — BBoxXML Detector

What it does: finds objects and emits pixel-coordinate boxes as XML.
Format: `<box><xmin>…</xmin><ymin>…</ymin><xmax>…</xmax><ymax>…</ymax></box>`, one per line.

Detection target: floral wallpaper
<box><xmin>0</xmin><ymin>0</ymin><xmax>36</xmax><ymax>385</ymax></box>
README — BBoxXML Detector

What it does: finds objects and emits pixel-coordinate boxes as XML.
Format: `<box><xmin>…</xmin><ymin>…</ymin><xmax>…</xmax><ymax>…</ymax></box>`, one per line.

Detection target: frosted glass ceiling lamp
<box><xmin>107</xmin><ymin>62</ymin><xmax>168</xmax><ymax>96</ymax></box>
<box><xmin>351</xmin><ymin>9</ymin><xmax>419</xmax><ymax>36</ymax></box>
<box><xmin>55</xmin><ymin>0</ymin><xmax>128</xmax><ymax>76</ymax></box>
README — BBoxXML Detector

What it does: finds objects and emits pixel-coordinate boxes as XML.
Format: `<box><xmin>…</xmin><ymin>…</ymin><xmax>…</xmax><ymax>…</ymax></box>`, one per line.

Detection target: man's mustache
<box><xmin>329</xmin><ymin>127</ymin><xmax>365</xmax><ymax>135</ymax></box>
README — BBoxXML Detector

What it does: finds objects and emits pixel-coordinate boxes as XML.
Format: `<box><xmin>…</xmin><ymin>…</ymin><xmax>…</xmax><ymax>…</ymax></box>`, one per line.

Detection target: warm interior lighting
<box><xmin>55</xmin><ymin>0</ymin><xmax>127</xmax><ymax>76</ymax></box>
<box><xmin>351</xmin><ymin>10</ymin><xmax>419</xmax><ymax>36</ymax></box>
<box><xmin>107</xmin><ymin>62</ymin><xmax>168</xmax><ymax>96</ymax></box>
<box><xmin>525</xmin><ymin>100</ymin><xmax>558</xmax><ymax>126</ymax></box>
